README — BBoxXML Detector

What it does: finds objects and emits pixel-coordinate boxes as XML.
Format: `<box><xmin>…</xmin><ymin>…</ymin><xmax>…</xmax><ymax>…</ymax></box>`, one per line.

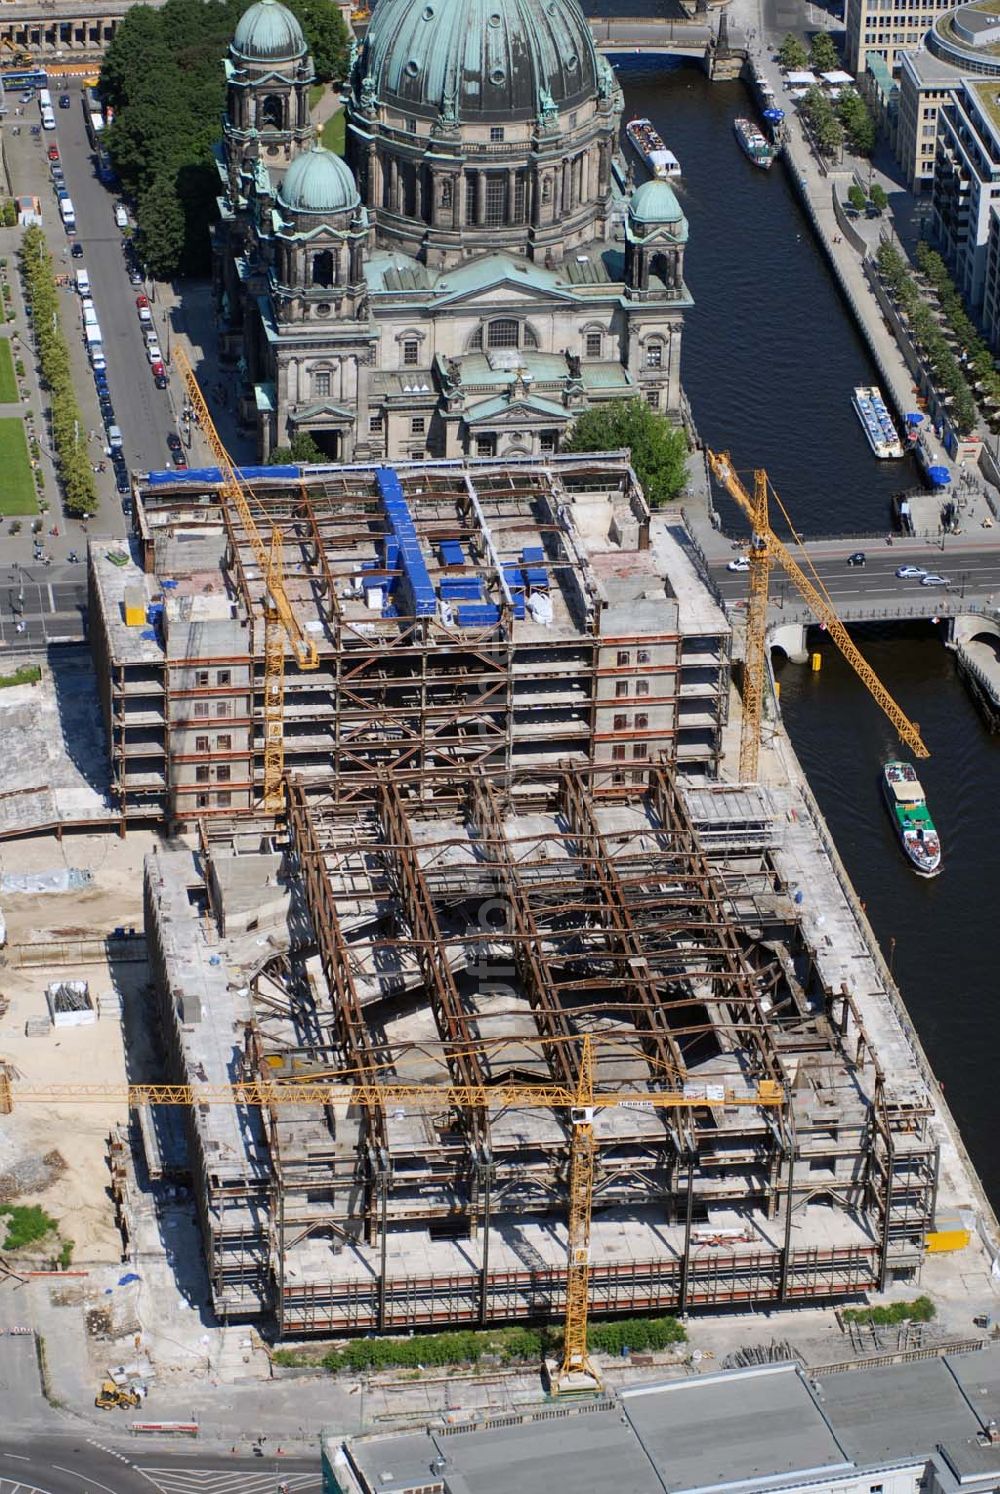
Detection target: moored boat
<box><xmin>734</xmin><ymin>116</ymin><xmax>777</xmax><ymax>169</ymax></box>
<box><xmin>852</xmin><ymin>384</ymin><xmax>904</xmax><ymax>459</ymax></box>
<box><xmin>626</xmin><ymin>117</ymin><xmax>681</xmax><ymax>180</ymax></box>
<box><xmin>882</xmin><ymin>761</ymin><xmax>941</xmax><ymax>877</ymax></box>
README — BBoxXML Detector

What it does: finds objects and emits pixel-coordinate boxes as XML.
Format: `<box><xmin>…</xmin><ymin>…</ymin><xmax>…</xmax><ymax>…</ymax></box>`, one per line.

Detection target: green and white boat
<box><xmin>882</xmin><ymin>761</ymin><xmax>941</xmax><ymax>877</ymax></box>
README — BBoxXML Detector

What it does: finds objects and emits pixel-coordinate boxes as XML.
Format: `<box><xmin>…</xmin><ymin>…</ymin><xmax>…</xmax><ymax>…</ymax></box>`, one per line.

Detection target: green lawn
<box><xmin>0</xmin><ymin>339</ymin><xmax>17</xmax><ymax>404</ymax></box>
<box><xmin>0</xmin><ymin>417</ymin><xmax>38</xmax><ymax>515</ymax></box>
<box><xmin>322</xmin><ymin>107</ymin><xmax>345</xmax><ymax>155</ymax></box>
<box><xmin>309</xmin><ymin>81</ymin><xmax>325</xmax><ymax>110</ymax></box>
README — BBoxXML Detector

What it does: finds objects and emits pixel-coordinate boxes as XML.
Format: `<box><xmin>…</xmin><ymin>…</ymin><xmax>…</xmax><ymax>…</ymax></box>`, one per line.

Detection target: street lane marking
<box><xmin>1</xmin><ymin>1456</ymin><xmax>29</xmax><ymax>1462</ymax></box>
<box><xmin>52</xmin><ymin>1465</ymin><xmax>126</xmax><ymax>1494</ymax></box>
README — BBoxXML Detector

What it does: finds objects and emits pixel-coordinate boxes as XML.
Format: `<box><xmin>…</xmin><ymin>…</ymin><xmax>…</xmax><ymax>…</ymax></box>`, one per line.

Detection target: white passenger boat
<box><xmin>852</xmin><ymin>385</ymin><xmax>904</xmax><ymax>459</ymax></box>
<box><xmin>626</xmin><ymin>117</ymin><xmax>681</xmax><ymax>180</ymax></box>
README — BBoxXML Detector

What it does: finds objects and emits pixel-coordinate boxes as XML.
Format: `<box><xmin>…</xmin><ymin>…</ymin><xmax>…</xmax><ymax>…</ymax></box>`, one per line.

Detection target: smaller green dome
<box><xmin>629</xmin><ymin>179</ymin><xmax>684</xmax><ymax>225</ymax></box>
<box><xmin>279</xmin><ymin>146</ymin><xmax>359</xmax><ymax>215</ymax></box>
<box><xmin>232</xmin><ymin>0</ymin><xmax>306</xmax><ymax>61</ymax></box>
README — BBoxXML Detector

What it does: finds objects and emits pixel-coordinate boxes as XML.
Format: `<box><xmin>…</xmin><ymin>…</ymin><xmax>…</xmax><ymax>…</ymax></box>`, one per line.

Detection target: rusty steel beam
<box><xmin>375</xmin><ymin>776</ymin><xmax>489</xmax><ymax>1151</ymax></box>
<box><xmin>468</xmin><ymin>776</ymin><xmax>579</xmax><ymax>1094</ymax></box>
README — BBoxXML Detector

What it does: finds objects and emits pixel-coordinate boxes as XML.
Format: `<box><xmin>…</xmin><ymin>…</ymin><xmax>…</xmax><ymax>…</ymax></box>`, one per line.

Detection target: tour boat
<box><xmin>852</xmin><ymin>385</ymin><xmax>904</xmax><ymax>459</ymax></box>
<box><xmin>734</xmin><ymin>116</ymin><xmax>777</xmax><ymax>169</ymax></box>
<box><xmin>626</xmin><ymin>117</ymin><xmax>681</xmax><ymax>180</ymax></box>
<box><xmin>882</xmin><ymin>761</ymin><xmax>942</xmax><ymax>877</ymax></box>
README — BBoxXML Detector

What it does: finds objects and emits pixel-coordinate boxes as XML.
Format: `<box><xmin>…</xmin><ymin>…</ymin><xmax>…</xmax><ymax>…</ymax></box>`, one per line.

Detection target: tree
<box><xmin>136</xmin><ymin>175</ymin><xmax>188</xmax><ymax>279</ymax></box>
<box><xmin>562</xmin><ymin>399</ymin><xmax>688</xmax><ymax>508</ymax></box>
<box><xmin>837</xmin><ymin>88</ymin><xmax>876</xmax><ymax>156</ymax></box>
<box><xmin>269</xmin><ymin>432</ymin><xmax>326</xmax><ymax>464</ymax></box>
<box><xmin>778</xmin><ymin>32</ymin><xmax>808</xmax><ymax>70</ymax></box>
<box><xmin>847</xmin><ymin>183</ymin><xmax>866</xmax><ymax>214</ymax></box>
<box><xmin>869</xmin><ymin>182</ymin><xmax>888</xmax><ymax>214</ymax></box>
<box><xmin>286</xmin><ymin>0</ymin><xmax>351</xmax><ymax>82</ymax></box>
<box><xmin>815</xmin><ymin>113</ymin><xmax>844</xmax><ymax>158</ymax></box>
<box><xmin>809</xmin><ymin>31</ymin><xmax>839</xmax><ymax>72</ymax></box>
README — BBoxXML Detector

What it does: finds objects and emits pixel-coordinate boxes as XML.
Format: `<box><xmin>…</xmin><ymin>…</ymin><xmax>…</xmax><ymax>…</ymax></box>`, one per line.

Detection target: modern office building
<box><xmin>932</xmin><ymin>77</ymin><xmax>1000</xmax><ymax>315</ymax></box>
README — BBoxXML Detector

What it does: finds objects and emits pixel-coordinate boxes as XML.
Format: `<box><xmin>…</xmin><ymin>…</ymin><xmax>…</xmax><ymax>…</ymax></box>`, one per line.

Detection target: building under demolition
<box><xmin>88</xmin><ymin>455</ymin><xmax>729</xmax><ymax>828</ymax></box>
<box><xmin>142</xmin><ymin>764</ymin><xmax>937</xmax><ymax>1336</ymax></box>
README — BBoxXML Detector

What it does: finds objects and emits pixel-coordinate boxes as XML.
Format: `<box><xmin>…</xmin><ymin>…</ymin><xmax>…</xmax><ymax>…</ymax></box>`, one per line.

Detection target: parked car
<box><xmin>153</xmin><ymin>372</ymin><xmax>169</xmax><ymax>390</ymax></box>
<box><xmin>47</xmin><ymin>145</ymin><xmax>59</xmax><ymax>162</ymax></box>
<box><xmin>846</xmin><ymin>551</ymin><xmax>866</xmax><ymax>567</ymax></box>
<box><xmin>138</xmin><ymin>305</ymin><xmax>153</xmax><ymax>325</ymax></box>
<box><xmin>58</xmin><ymin>94</ymin><xmax>71</xmax><ymax>109</ymax></box>
<box><xmin>895</xmin><ymin>565</ymin><xmax>926</xmax><ymax>580</ymax></box>
<box><xmin>146</xmin><ymin>343</ymin><xmax>162</xmax><ymax>364</ymax></box>
<box><xmin>727</xmin><ymin>555</ymin><xmax>750</xmax><ymax>572</ymax></box>
<box><xmin>920</xmin><ymin>573</ymin><xmax>949</xmax><ymax>587</ymax></box>
<box><xmin>71</xmin><ymin>242</ymin><xmax>84</xmax><ymax>259</ymax></box>
<box><xmin>135</xmin><ymin>293</ymin><xmax>149</xmax><ymax>310</ymax></box>
<box><xmin>172</xmin><ymin>448</ymin><xmax>188</xmax><ymax>469</ymax></box>
<box><xmin>167</xmin><ymin>432</ymin><xmax>182</xmax><ymax>452</ymax></box>
<box><xmin>150</xmin><ymin>360</ymin><xmax>166</xmax><ymax>378</ymax></box>
<box><xmin>128</xmin><ymin>269</ymin><xmax>143</xmax><ymax>286</ymax></box>
<box><xmin>116</xmin><ymin>470</ymin><xmax>130</xmax><ymax>496</ymax></box>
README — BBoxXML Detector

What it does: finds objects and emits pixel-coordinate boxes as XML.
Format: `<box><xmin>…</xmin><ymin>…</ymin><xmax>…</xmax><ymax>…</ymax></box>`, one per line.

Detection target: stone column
<box><xmin>476</xmin><ymin>171</ymin><xmax>486</xmax><ymax>226</ymax></box>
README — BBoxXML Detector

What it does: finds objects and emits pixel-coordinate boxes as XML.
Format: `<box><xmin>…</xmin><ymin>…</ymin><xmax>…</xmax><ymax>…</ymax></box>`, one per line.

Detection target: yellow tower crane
<box><xmin>707</xmin><ymin>451</ymin><xmax>929</xmax><ymax>782</ymax></box>
<box><xmin>0</xmin><ymin>1039</ymin><xmax>784</xmax><ymax>1396</ymax></box>
<box><xmin>173</xmin><ymin>347</ymin><xmax>319</xmax><ymax>812</ymax></box>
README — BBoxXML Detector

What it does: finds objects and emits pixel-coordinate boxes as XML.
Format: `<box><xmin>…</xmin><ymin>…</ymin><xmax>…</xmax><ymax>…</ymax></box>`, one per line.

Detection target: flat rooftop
<box><xmin>327</xmin><ymin>1349</ymin><xmax>1000</xmax><ymax>1494</ymax></box>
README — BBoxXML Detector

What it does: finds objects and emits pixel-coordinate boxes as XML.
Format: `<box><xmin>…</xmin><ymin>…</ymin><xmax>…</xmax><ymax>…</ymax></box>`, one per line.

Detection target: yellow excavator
<box><xmin>95</xmin><ymin>1380</ymin><xmax>140</xmax><ymax>1410</ymax></box>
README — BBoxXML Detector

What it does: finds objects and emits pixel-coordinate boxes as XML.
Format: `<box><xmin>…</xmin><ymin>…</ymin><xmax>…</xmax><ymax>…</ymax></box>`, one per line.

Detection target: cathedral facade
<box><xmin>214</xmin><ymin>0</ymin><xmax>692</xmax><ymax>462</ymax></box>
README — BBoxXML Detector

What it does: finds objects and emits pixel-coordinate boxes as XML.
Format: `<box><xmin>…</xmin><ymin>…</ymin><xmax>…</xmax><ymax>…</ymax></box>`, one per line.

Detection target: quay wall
<box><xmin>772</xmin><ymin>724</ymin><xmax>1000</xmax><ymax>1256</ymax></box>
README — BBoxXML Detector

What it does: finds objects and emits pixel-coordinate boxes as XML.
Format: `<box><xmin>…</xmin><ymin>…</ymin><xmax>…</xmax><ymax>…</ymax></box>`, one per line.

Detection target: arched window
<box><xmin>468</xmin><ymin>320</ymin><xmax>539</xmax><ymax>353</ymax></box>
<box><xmin>487</xmin><ymin>319</ymin><xmax>519</xmax><ymax>349</ymax></box>
<box><xmin>312</xmin><ymin>250</ymin><xmax>333</xmax><ymax>288</ymax></box>
<box><xmin>261</xmin><ymin>93</ymin><xmax>284</xmax><ymax>129</ymax></box>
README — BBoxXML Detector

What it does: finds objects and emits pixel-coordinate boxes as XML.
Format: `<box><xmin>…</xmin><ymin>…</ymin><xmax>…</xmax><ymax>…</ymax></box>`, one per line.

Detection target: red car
<box><xmin>47</xmin><ymin>145</ymin><xmax>59</xmax><ymax>162</ymax></box>
<box><xmin>135</xmin><ymin>293</ymin><xmax>149</xmax><ymax>310</ymax></box>
<box><xmin>150</xmin><ymin>360</ymin><xmax>166</xmax><ymax>379</ymax></box>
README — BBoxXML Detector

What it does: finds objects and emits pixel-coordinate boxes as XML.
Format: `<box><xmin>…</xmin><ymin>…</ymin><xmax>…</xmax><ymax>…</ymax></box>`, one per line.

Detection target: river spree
<box><xmin>620</xmin><ymin>62</ymin><xmax>1000</xmax><ymax>1209</ymax></box>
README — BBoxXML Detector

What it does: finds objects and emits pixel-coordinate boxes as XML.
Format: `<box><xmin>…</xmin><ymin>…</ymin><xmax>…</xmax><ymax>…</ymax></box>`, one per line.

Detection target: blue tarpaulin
<box><xmin>928</xmin><ymin>466</ymin><xmax>950</xmax><ymax>487</ymax></box>
<box><xmin>905</xmin><ymin>412</ymin><xmax>924</xmax><ymax>426</ymax></box>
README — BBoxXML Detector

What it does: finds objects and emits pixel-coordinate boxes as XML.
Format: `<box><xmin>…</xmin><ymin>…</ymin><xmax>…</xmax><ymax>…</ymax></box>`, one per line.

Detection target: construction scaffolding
<box><xmin>144</xmin><ymin>762</ymin><xmax>937</xmax><ymax>1336</ymax></box>
<box><xmin>90</xmin><ymin>456</ymin><xmax>730</xmax><ymax>827</ymax></box>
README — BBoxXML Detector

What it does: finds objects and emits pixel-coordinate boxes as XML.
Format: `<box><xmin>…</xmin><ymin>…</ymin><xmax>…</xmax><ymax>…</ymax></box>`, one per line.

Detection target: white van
<box><xmin>75</xmin><ymin>268</ymin><xmax>90</xmax><ymax>296</ymax></box>
<box><xmin>41</xmin><ymin>107</ymin><xmax>56</xmax><ymax>131</ymax></box>
<box><xmin>114</xmin><ymin>204</ymin><xmax>128</xmax><ymax>230</ymax></box>
<box><xmin>81</xmin><ymin>297</ymin><xmax>95</xmax><ymax>316</ymax></box>
<box><xmin>38</xmin><ymin>89</ymin><xmax>52</xmax><ymax>111</ymax></box>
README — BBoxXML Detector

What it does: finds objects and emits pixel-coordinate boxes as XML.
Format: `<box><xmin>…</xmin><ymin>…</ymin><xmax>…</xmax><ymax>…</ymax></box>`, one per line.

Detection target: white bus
<box><xmin>38</xmin><ymin>88</ymin><xmax>52</xmax><ymax>111</ymax></box>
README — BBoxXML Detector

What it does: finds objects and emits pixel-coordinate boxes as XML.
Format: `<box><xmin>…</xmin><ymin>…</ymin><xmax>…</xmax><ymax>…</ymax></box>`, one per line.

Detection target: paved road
<box><xmin>0</xmin><ymin>561</ymin><xmax>87</xmax><ymax>648</ymax></box>
<box><xmin>52</xmin><ymin>80</ymin><xmax>180</xmax><ymax>478</ymax></box>
<box><xmin>0</xmin><ymin>1439</ymin><xmax>321</xmax><ymax>1494</ymax></box>
<box><xmin>708</xmin><ymin>542</ymin><xmax>1000</xmax><ymax>617</ymax></box>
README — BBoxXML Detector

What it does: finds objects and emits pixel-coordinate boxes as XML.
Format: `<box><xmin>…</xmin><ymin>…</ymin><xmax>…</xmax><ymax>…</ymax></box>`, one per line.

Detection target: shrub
<box><xmin>841</xmin><ymin>1295</ymin><xmax>935</xmax><ymax>1326</ymax></box>
<box><xmin>1</xmin><ymin>1204</ymin><xmax>57</xmax><ymax>1250</ymax></box>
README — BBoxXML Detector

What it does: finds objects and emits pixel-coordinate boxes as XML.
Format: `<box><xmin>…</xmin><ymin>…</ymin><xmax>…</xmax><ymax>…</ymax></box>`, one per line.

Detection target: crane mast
<box><xmin>173</xmin><ymin>347</ymin><xmax>319</xmax><ymax>810</ymax></box>
<box><xmin>707</xmin><ymin>451</ymin><xmax>929</xmax><ymax>768</ymax></box>
<box><xmin>0</xmin><ymin>1047</ymin><xmax>783</xmax><ymax>1394</ymax></box>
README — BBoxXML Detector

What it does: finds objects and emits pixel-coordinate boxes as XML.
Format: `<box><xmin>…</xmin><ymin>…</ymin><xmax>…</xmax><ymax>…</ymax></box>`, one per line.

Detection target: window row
<box><xmin>611</xmin><ymin>743</ymin><xmax>649</xmax><ymax>760</ymax></box>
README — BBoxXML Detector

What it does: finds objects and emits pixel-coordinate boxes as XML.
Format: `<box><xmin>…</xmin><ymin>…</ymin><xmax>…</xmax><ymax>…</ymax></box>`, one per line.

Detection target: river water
<box><xmin>619</xmin><ymin>63</ymin><xmax>1000</xmax><ymax>1210</ymax></box>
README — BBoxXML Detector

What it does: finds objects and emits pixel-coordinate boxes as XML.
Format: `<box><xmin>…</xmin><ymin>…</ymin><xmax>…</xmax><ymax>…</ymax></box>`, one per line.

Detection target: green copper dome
<box><xmin>629</xmin><ymin>179</ymin><xmax>684</xmax><ymax>225</ymax></box>
<box><xmin>278</xmin><ymin>146</ymin><xmax>360</xmax><ymax>215</ymax></box>
<box><xmin>232</xmin><ymin>0</ymin><xmax>306</xmax><ymax>62</ymax></box>
<box><xmin>356</xmin><ymin>0</ymin><xmax>600</xmax><ymax>123</ymax></box>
